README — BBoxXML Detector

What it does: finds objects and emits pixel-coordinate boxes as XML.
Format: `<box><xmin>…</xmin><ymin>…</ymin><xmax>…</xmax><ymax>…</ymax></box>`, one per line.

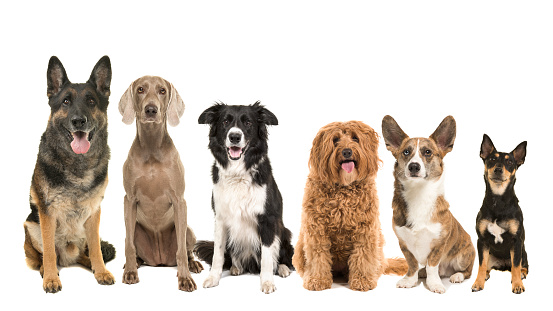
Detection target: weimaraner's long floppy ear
<box><xmin>119</xmin><ymin>81</ymin><xmax>135</xmax><ymax>125</ymax></box>
<box><xmin>167</xmin><ymin>82</ymin><xmax>185</xmax><ymax>127</ymax></box>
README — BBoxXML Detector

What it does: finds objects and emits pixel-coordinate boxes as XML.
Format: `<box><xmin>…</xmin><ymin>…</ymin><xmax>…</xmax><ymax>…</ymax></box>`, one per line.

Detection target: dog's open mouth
<box><xmin>340</xmin><ymin>160</ymin><xmax>357</xmax><ymax>173</ymax></box>
<box><xmin>69</xmin><ymin>130</ymin><xmax>93</xmax><ymax>154</ymax></box>
<box><xmin>228</xmin><ymin>146</ymin><xmax>244</xmax><ymax>160</ymax></box>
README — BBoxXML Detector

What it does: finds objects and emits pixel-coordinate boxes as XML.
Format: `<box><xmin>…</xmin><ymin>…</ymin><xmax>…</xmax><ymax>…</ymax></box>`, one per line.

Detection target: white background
<box><xmin>1</xmin><ymin>1</ymin><xmax>551</xmax><ymax>310</ymax></box>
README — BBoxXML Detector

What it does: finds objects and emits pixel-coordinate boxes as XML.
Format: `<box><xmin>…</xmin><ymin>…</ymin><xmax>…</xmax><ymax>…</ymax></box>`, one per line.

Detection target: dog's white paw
<box><xmin>203</xmin><ymin>275</ymin><xmax>220</xmax><ymax>288</ymax></box>
<box><xmin>449</xmin><ymin>272</ymin><xmax>465</xmax><ymax>283</ymax></box>
<box><xmin>427</xmin><ymin>281</ymin><xmax>446</xmax><ymax>294</ymax></box>
<box><xmin>278</xmin><ymin>264</ymin><xmax>291</xmax><ymax>278</ymax></box>
<box><xmin>261</xmin><ymin>281</ymin><xmax>276</xmax><ymax>294</ymax></box>
<box><xmin>396</xmin><ymin>275</ymin><xmax>418</xmax><ymax>288</ymax></box>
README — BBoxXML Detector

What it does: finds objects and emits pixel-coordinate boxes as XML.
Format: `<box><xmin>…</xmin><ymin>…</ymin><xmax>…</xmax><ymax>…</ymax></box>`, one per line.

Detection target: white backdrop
<box><xmin>1</xmin><ymin>1</ymin><xmax>550</xmax><ymax>310</ymax></box>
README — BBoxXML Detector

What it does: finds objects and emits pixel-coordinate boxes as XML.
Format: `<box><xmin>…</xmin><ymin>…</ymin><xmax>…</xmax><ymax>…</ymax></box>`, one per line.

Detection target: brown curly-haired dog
<box><xmin>293</xmin><ymin>121</ymin><xmax>407</xmax><ymax>291</ymax></box>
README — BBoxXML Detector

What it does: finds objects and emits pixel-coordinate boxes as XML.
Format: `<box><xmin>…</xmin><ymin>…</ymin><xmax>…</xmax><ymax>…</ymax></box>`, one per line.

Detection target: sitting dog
<box><xmin>471</xmin><ymin>134</ymin><xmax>528</xmax><ymax>294</ymax></box>
<box><xmin>118</xmin><ymin>76</ymin><xmax>203</xmax><ymax>292</ymax></box>
<box><xmin>23</xmin><ymin>56</ymin><xmax>116</xmax><ymax>293</ymax></box>
<box><xmin>382</xmin><ymin>115</ymin><xmax>475</xmax><ymax>294</ymax></box>
<box><xmin>293</xmin><ymin>121</ymin><xmax>408</xmax><ymax>291</ymax></box>
<box><xmin>194</xmin><ymin>102</ymin><xmax>294</xmax><ymax>294</ymax></box>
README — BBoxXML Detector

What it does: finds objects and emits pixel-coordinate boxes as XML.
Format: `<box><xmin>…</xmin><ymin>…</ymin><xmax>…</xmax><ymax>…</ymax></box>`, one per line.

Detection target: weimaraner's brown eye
<box><xmin>137</xmin><ymin>87</ymin><xmax>144</xmax><ymax>94</ymax></box>
<box><xmin>160</xmin><ymin>88</ymin><xmax>166</xmax><ymax>95</ymax></box>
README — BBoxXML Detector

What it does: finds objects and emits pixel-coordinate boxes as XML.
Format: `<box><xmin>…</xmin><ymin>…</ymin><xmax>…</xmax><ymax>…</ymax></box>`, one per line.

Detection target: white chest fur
<box><xmin>395</xmin><ymin>175</ymin><xmax>445</xmax><ymax>266</ymax></box>
<box><xmin>487</xmin><ymin>220</ymin><xmax>506</xmax><ymax>244</ymax></box>
<box><xmin>213</xmin><ymin>160</ymin><xmax>266</xmax><ymax>249</ymax></box>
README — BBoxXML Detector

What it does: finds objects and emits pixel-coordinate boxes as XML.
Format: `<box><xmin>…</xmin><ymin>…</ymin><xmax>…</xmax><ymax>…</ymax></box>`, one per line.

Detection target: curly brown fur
<box><xmin>293</xmin><ymin>121</ymin><xmax>407</xmax><ymax>291</ymax></box>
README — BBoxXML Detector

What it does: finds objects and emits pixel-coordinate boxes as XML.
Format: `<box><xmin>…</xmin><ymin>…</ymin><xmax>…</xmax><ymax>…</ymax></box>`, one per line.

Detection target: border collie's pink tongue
<box><xmin>342</xmin><ymin>161</ymin><xmax>355</xmax><ymax>173</ymax></box>
<box><xmin>71</xmin><ymin>132</ymin><xmax>90</xmax><ymax>154</ymax></box>
<box><xmin>229</xmin><ymin>146</ymin><xmax>242</xmax><ymax>158</ymax></box>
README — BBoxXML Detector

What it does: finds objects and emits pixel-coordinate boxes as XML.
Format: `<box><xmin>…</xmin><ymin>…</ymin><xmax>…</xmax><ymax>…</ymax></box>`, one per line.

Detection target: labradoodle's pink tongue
<box><xmin>71</xmin><ymin>132</ymin><xmax>90</xmax><ymax>154</ymax></box>
<box><xmin>229</xmin><ymin>147</ymin><xmax>242</xmax><ymax>158</ymax></box>
<box><xmin>342</xmin><ymin>162</ymin><xmax>355</xmax><ymax>173</ymax></box>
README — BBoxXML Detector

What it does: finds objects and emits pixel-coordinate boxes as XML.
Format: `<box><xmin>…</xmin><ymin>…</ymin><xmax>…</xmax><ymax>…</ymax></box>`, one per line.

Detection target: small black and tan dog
<box><xmin>23</xmin><ymin>56</ymin><xmax>115</xmax><ymax>293</ymax></box>
<box><xmin>472</xmin><ymin>134</ymin><xmax>528</xmax><ymax>294</ymax></box>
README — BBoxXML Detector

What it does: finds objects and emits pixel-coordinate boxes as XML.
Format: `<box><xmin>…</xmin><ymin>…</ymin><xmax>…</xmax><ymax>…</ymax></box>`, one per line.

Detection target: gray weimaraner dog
<box><xmin>119</xmin><ymin>76</ymin><xmax>203</xmax><ymax>291</ymax></box>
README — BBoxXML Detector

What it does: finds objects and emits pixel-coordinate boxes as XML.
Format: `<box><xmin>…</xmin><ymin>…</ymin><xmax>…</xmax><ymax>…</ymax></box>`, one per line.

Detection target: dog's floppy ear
<box><xmin>511</xmin><ymin>141</ymin><xmax>527</xmax><ymax>167</ymax></box>
<box><xmin>480</xmin><ymin>134</ymin><xmax>496</xmax><ymax>160</ymax></box>
<box><xmin>167</xmin><ymin>82</ymin><xmax>185</xmax><ymax>127</ymax></box>
<box><xmin>47</xmin><ymin>56</ymin><xmax>70</xmax><ymax>98</ymax></box>
<box><xmin>382</xmin><ymin>115</ymin><xmax>408</xmax><ymax>155</ymax></box>
<box><xmin>118</xmin><ymin>81</ymin><xmax>135</xmax><ymax>125</ymax></box>
<box><xmin>198</xmin><ymin>103</ymin><xmax>224</xmax><ymax>125</ymax></box>
<box><xmin>88</xmin><ymin>55</ymin><xmax>112</xmax><ymax>97</ymax></box>
<box><xmin>430</xmin><ymin>115</ymin><xmax>456</xmax><ymax>156</ymax></box>
<box><xmin>254</xmin><ymin>101</ymin><xmax>278</xmax><ymax>125</ymax></box>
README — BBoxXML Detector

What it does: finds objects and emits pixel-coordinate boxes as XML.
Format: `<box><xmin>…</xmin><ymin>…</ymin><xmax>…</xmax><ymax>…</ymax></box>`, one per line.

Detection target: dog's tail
<box><xmin>100</xmin><ymin>240</ymin><xmax>116</xmax><ymax>263</ymax></box>
<box><xmin>193</xmin><ymin>240</ymin><xmax>232</xmax><ymax>269</ymax></box>
<box><xmin>384</xmin><ymin>257</ymin><xmax>408</xmax><ymax>276</ymax></box>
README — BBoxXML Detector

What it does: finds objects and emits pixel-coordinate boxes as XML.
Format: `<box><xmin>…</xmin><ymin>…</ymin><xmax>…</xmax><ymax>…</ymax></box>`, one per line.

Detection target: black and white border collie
<box><xmin>195</xmin><ymin>101</ymin><xmax>294</xmax><ymax>294</ymax></box>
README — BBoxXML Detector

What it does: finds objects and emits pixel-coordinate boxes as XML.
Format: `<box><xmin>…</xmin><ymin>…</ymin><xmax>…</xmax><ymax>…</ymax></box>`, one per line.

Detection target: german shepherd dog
<box><xmin>471</xmin><ymin>134</ymin><xmax>528</xmax><ymax>294</ymax></box>
<box><xmin>23</xmin><ymin>56</ymin><xmax>116</xmax><ymax>293</ymax></box>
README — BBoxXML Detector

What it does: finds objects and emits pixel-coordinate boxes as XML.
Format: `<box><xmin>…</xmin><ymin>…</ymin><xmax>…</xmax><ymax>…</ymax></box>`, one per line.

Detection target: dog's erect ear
<box><xmin>254</xmin><ymin>101</ymin><xmax>278</xmax><ymax>125</ymax></box>
<box><xmin>381</xmin><ymin>115</ymin><xmax>408</xmax><ymax>154</ymax></box>
<box><xmin>118</xmin><ymin>82</ymin><xmax>135</xmax><ymax>125</ymax></box>
<box><xmin>88</xmin><ymin>55</ymin><xmax>112</xmax><ymax>97</ymax></box>
<box><xmin>430</xmin><ymin>115</ymin><xmax>456</xmax><ymax>155</ymax></box>
<box><xmin>198</xmin><ymin>103</ymin><xmax>224</xmax><ymax>125</ymax></box>
<box><xmin>167</xmin><ymin>82</ymin><xmax>185</xmax><ymax>127</ymax></box>
<box><xmin>480</xmin><ymin>134</ymin><xmax>496</xmax><ymax>160</ymax></box>
<box><xmin>47</xmin><ymin>56</ymin><xmax>70</xmax><ymax>98</ymax></box>
<box><xmin>511</xmin><ymin>141</ymin><xmax>527</xmax><ymax>167</ymax></box>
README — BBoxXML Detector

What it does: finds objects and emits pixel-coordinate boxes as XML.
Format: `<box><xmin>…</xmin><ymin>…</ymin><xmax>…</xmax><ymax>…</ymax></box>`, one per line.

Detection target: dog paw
<box><xmin>349</xmin><ymin>273</ymin><xmax>377</xmax><ymax>291</ymax></box>
<box><xmin>122</xmin><ymin>269</ymin><xmax>139</xmax><ymax>284</ymax></box>
<box><xmin>230</xmin><ymin>265</ymin><xmax>243</xmax><ymax>276</ymax></box>
<box><xmin>304</xmin><ymin>276</ymin><xmax>332</xmax><ymax>291</ymax></box>
<box><xmin>178</xmin><ymin>275</ymin><xmax>197</xmax><ymax>292</ymax></box>
<box><xmin>188</xmin><ymin>260</ymin><xmax>204</xmax><ymax>274</ymax></box>
<box><xmin>278</xmin><ymin>264</ymin><xmax>291</xmax><ymax>278</ymax></box>
<box><xmin>471</xmin><ymin>279</ymin><xmax>485</xmax><ymax>292</ymax></box>
<box><xmin>203</xmin><ymin>275</ymin><xmax>220</xmax><ymax>288</ymax></box>
<box><xmin>396</xmin><ymin>276</ymin><xmax>418</xmax><ymax>288</ymax></box>
<box><xmin>261</xmin><ymin>281</ymin><xmax>276</xmax><ymax>294</ymax></box>
<box><xmin>43</xmin><ymin>277</ymin><xmax>62</xmax><ymax>293</ymax></box>
<box><xmin>95</xmin><ymin>271</ymin><xmax>115</xmax><ymax>285</ymax></box>
<box><xmin>449</xmin><ymin>272</ymin><xmax>465</xmax><ymax>283</ymax></box>
<box><xmin>512</xmin><ymin>281</ymin><xmax>525</xmax><ymax>294</ymax></box>
<box><xmin>427</xmin><ymin>281</ymin><xmax>446</xmax><ymax>294</ymax></box>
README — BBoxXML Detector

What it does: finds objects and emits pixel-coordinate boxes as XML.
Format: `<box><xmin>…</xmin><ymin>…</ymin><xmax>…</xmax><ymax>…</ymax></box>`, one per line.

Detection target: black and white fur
<box><xmin>195</xmin><ymin>102</ymin><xmax>294</xmax><ymax>294</ymax></box>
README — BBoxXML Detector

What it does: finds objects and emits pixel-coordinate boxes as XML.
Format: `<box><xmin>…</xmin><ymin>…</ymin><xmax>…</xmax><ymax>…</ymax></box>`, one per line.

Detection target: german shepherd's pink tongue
<box><xmin>71</xmin><ymin>131</ymin><xmax>90</xmax><ymax>154</ymax></box>
<box><xmin>342</xmin><ymin>161</ymin><xmax>355</xmax><ymax>173</ymax></box>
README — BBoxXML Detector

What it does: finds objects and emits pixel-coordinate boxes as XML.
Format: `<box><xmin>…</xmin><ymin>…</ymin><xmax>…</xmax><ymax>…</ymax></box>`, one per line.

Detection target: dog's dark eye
<box><xmin>63</xmin><ymin>98</ymin><xmax>70</xmax><ymax>106</ymax></box>
<box><xmin>352</xmin><ymin>136</ymin><xmax>359</xmax><ymax>143</ymax></box>
<box><xmin>403</xmin><ymin>149</ymin><xmax>410</xmax><ymax>156</ymax></box>
<box><xmin>137</xmin><ymin>87</ymin><xmax>144</xmax><ymax>94</ymax></box>
<box><xmin>244</xmin><ymin>121</ymin><xmax>252</xmax><ymax>127</ymax></box>
<box><xmin>223</xmin><ymin>120</ymin><xmax>229</xmax><ymax>126</ymax></box>
<box><xmin>333</xmin><ymin>137</ymin><xmax>340</xmax><ymax>144</ymax></box>
<box><xmin>490</xmin><ymin>157</ymin><xmax>496</xmax><ymax>162</ymax></box>
<box><xmin>424</xmin><ymin>149</ymin><xmax>432</xmax><ymax>157</ymax></box>
<box><xmin>88</xmin><ymin>99</ymin><xmax>95</xmax><ymax>106</ymax></box>
<box><xmin>507</xmin><ymin>159</ymin><xmax>514</xmax><ymax>165</ymax></box>
<box><xmin>160</xmin><ymin>88</ymin><xmax>166</xmax><ymax>95</ymax></box>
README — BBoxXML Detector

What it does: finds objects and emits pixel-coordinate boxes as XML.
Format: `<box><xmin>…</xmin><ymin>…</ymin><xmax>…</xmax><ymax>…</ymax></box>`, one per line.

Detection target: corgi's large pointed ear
<box><xmin>480</xmin><ymin>134</ymin><xmax>496</xmax><ymax>160</ymax></box>
<box><xmin>47</xmin><ymin>56</ymin><xmax>70</xmax><ymax>98</ymax></box>
<box><xmin>118</xmin><ymin>81</ymin><xmax>135</xmax><ymax>125</ymax></box>
<box><xmin>88</xmin><ymin>55</ymin><xmax>112</xmax><ymax>97</ymax></box>
<box><xmin>512</xmin><ymin>141</ymin><xmax>527</xmax><ymax>167</ymax></box>
<box><xmin>382</xmin><ymin>115</ymin><xmax>408</xmax><ymax>155</ymax></box>
<box><xmin>430</xmin><ymin>115</ymin><xmax>456</xmax><ymax>156</ymax></box>
<box><xmin>198</xmin><ymin>103</ymin><xmax>224</xmax><ymax>125</ymax></box>
<box><xmin>167</xmin><ymin>82</ymin><xmax>185</xmax><ymax>127</ymax></box>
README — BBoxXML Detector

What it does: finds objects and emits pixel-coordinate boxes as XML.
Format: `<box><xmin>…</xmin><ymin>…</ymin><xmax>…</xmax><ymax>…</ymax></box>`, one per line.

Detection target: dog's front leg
<box><xmin>84</xmin><ymin>208</ymin><xmax>115</xmax><ymax>285</ymax></box>
<box><xmin>471</xmin><ymin>239</ymin><xmax>489</xmax><ymax>292</ymax></box>
<box><xmin>396</xmin><ymin>241</ymin><xmax>420</xmax><ymax>289</ymax></box>
<box><xmin>123</xmin><ymin>195</ymin><xmax>139</xmax><ymax>284</ymax></box>
<box><xmin>174</xmin><ymin>198</ymin><xmax>196</xmax><ymax>292</ymax></box>
<box><xmin>511</xmin><ymin>241</ymin><xmax>525</xmax><ymax>294</ymax></box>
<box><xmin>302</xmin><ymin>227</ymin><xmax>332</xmax><ymax>291</ymax></box>
<box><xmin>258</xmin><ymin>215</ymin><xmax>280</xmax><ymax>294</ymax></box>
<box><xmin>39</xmin><ymin>209</ymin><xmax>61</xmax><ymax>293</ymax></box>
<box><xmin>203</xmin><ymin>215</ymin><xmax>228</xmax><ymax>288</ymax></box>
<box><xmin>347</xmin><ymin>231</ymin><xmax>382</xmax><ymax>291</ymax></box>
<box><xmin>426</xmin><ymin>245</ymin><xmax>447</xmax><ymax>294</ymax></box>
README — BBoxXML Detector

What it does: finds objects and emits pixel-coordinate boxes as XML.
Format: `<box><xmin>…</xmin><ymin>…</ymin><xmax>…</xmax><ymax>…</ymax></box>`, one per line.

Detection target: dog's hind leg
<box><xmin>23</xmin><ymin>222</ymin><xmax>43</xmax><ymax>272</ymax></box>
<box><xmin>186</xmin><ymin>226</ymin><xmax>203</xmax><ymax>274</ymax></box>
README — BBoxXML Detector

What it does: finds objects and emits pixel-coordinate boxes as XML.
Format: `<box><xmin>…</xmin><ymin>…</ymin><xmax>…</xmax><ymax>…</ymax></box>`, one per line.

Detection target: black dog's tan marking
<box><xmin>23</xmin><ymin>56</ymin><xmax>115</xmax><ymax>293</ymax></box>
<box><xmin>472</xmin><ymin>134</ymin><xmax>528</xmax><ymax>294</ymax></box>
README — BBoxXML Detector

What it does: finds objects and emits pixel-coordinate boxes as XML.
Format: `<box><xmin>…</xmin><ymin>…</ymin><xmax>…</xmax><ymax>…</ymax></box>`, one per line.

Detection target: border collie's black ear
<box><xmin>198</xmin><ymin>103</ymin><xmax>224</xmax><ymax>125</ymax></box>
<box><xmin>480</xmin><ymin>134</ymin><xmax>496</xmax><ymax>160</ymax></box>
<box><xmin>381</xmin><ymin>115</ymin><xmax>408</xmax><ymax>155</ymax></box>
<box><xmin>254</xmin><ymin>101</ymin><xmax>278</xmax><ymax>125</ymax></box>
<box><xmin>88</xmin><ymin>55</ymin><xmax>112</xmax><ymax>97</ymax></box>
<box><xmin>512</xmin><ymin>141</ymin><xmax>527</xmax><ymax>167</ymax></box>
<box><xmin>47</xmin><ymin>56</ymin><xmax>70</xmax><ymax>98</ymax></box>
<box><xmin>430</xmin><ymin>115</ymin><xmax>456</xmax><ymax>155</ymax></box>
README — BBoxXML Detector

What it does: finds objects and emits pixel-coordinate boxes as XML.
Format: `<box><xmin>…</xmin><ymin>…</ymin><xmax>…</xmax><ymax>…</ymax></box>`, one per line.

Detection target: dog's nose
<box><xmin>494</xmin><ymin>166</ymin><xmax>503</xmax><ymax>174</ymax></box>
<box><xmin>408</xmin><ymin>162</ymin><xmax>421</xmax><ymax>173</ymax></box>
<box><xmin>145</xmin><ymin>105</ymin><xmax>158</xmax><ymax>117</ymax></box>
<box><xmin>342</xmin><ymin>148</ymin><xmax>352</xmax><ymax>159</ymax></box>
<box><xmin>229</xmin><ymin>132</ymin><xmax>242</xmax><ymax>144</ymax></box>
<box><xmin>71</xmin><ymin>116</ymin><xmax>87</xmax><ymax>129</ymax></box>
